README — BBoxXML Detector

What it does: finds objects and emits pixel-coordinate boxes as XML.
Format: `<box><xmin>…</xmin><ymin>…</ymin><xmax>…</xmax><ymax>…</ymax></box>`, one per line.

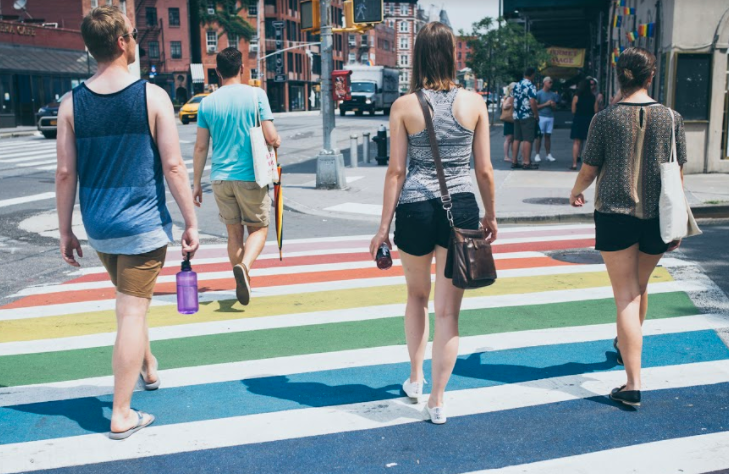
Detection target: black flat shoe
<box><xmin>613</xmin><ymin>337</ymin><xmax>623</xmax><ymax>366</ymax></box>
<box><xmin>610</xmin><ymin>385</ymin><xmax>641</xmax><ymax>407</ymax></box>
<box><xmin>511</xmin><ymin>162</ymin><xmax>523</xmax><ymax>169</ymax></box>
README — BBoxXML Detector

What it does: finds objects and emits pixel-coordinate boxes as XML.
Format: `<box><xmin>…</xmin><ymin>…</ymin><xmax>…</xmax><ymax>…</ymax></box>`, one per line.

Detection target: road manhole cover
<box><xmin>548</xmin><ymin>250</ymin><xmax>603</xmax><ymax>265</ymax></box>
<box><xmin>523</xmin><ymin>197</ymin><xmax>571</xmax><ymax>206</ymax></box>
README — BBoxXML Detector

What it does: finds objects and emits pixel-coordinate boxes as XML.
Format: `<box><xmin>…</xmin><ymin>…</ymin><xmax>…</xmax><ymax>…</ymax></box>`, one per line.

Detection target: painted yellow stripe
<box><xmin>0</xmin><ymin>269</ymin><xmax>674</xmax><ymax>343</ymax></box>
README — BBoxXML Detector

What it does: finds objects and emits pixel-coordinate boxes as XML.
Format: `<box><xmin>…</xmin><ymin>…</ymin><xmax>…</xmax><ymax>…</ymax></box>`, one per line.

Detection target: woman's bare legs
<box><xmin>572</xmin><ymin>139</ymin><xmax>581</xmax><ymax>168</ymax></box>
<box><xmin>428</xmin><ymin>245</ymin><xmax>466</xmax><ymax>408</ymax></box>
<box><xmin>503</xmin><ymin>135</ymin><xmax>513</xmax><ymax>162</ymax></box>
<box><xmin>399</xmin><ymin>249</ymin><xmax>434</xmax><ymax>385</ymax></box>
<box><xmin>601</xmin><ymin>244</ymin><xmax>663</xmax><ymax>391</ymax></box>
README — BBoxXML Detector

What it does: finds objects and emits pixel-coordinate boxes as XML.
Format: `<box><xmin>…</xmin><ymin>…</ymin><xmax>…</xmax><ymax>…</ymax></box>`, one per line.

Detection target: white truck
<box><xmin>339</xmin><ymin>65</ymin><xmax>399</xmax><ymax>116</ymax></box>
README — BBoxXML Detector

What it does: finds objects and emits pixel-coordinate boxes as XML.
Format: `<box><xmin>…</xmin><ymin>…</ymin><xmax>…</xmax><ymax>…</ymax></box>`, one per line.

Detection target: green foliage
<box><xmin>465</xmin><ymin>17</ymin><xmax>550</xmax><ymax>90</ymax></box>
<box><xmin>200</xmin><ymin>0</ymin><xmax>256</xmax><ymax>41</ymax></box>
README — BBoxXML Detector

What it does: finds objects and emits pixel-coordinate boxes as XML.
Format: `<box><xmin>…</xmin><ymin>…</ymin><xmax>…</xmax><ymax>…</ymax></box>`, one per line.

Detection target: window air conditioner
<box><xmin>207</xmin><ymin>45</ymin><xmax>217</xmax><ymax>53</ymax></box>
<box><xmin>250</xmin><ymin>44</ymin><xmax>259</xmax><ymax>53</ymax></box>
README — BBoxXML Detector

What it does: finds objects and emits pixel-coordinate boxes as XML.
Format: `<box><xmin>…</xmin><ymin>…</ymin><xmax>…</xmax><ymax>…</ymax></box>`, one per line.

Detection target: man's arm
<box><xmin>192</xmin><ymin>126</ymin><xmax>210</xmax><ymax>207</ymax></box>
<box><xmin>262</xmin><ymin>120</ymin><xmax>281</xmax><ymax>148</ymax></box>
<box><xmin>529</xmin><ymin>98</ymin><xmax>539</xmax><ymax>118</ymax></box>
<box><xmin>56</xmin><ymin>94</ymin><xmax>83</xmax><ymax>267</ymax></box>
<box><xmin>147</xmin><ymin>84</ymin><xmax>199</xmax><ymax>257</ymax></box>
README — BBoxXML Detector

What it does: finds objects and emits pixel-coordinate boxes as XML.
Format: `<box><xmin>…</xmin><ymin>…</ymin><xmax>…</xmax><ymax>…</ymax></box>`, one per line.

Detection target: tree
<box><xmin>200</xmin><ymin>0</ymin><xmax>256</xmax><ymax>42</ymax></box>
<box><xmin>465</xmin><ymin>17</ymin><xmax>550</xmax><ymax>93</ymax></box>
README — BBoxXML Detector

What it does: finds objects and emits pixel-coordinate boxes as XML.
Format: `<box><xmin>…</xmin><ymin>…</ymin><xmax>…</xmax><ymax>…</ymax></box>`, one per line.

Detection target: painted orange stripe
<box><xmin>3</xmin><ymin>256</ymin><xmax>574</xmax><ymax>309</ymax></box>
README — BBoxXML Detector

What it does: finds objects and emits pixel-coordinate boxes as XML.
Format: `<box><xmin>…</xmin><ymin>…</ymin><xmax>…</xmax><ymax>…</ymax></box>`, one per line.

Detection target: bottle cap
<box><xmin>181</xmin><ymin>252</ymin><xmax>192</xmax><ymax>271</ymax></box>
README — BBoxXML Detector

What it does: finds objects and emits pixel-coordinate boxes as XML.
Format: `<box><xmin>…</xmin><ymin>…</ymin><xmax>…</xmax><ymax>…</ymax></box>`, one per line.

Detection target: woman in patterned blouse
<box><xmin>569</xmin><ymin>47</ymin><xmax>687</xmax><ymax>408</ymax></box>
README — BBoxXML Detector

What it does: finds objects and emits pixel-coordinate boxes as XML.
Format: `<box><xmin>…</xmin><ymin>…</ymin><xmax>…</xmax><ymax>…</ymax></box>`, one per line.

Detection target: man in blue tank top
<box><xmin>56</xmin><ymin>6</ymin><xmax>199</xmax><ymax>439</ymax></box>
<box><xmin>192</xmin><ymin>48</ymin><xmax>280</xmax><ymax>306</ymax></box>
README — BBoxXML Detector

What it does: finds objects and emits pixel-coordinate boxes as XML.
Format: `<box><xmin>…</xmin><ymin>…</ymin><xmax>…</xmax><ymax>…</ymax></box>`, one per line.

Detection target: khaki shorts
<box><xmin>212</xmin><ymin>180</ymin><xmax>271</xmax><ymax>227</ymax></box>
<box><xmin>97</xmin><ymin>246</ymin><xmax>167</xmax><ymax>299</ymax></box>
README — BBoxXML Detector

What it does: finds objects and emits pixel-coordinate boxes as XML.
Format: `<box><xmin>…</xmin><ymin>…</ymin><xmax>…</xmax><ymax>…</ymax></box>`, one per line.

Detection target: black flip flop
<box><xmin>109</xmin><ymin>410</ymin><xmax>155</xmax><ymax>440</ymax></box>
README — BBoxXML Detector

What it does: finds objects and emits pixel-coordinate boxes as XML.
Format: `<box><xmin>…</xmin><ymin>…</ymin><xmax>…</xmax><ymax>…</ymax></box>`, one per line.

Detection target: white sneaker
<box><xmin>402</xmin><ymin>378</ymin><xmax>424</xmax><ymax>403</ymax></box>
<box><xmin>534</xmin><ymin>154</ymin><xmax>541</xmax><ymax>163</ymax></box>
<box><xmin>546</xmin><ymin>154</ymin><xmax>556</xmax><ymax>162</ymax></box>
<box><xmin>426</xmin><ymin>404</ymin><xmax>447</xmax><ymax>424</ymax></box>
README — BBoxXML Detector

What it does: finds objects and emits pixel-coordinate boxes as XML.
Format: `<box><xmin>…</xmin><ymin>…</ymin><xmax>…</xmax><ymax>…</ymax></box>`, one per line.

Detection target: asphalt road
<box><xmin>0</xmin><ymin>113</ymin><xmax>385</xmax><ymax>301</ymax></box>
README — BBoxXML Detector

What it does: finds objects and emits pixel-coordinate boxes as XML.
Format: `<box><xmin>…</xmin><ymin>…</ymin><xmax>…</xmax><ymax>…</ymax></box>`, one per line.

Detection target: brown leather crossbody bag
<box><xmin>415</xmin><ymin>90</ymin><xmax>497</xmax><ymax>290</ymax></box>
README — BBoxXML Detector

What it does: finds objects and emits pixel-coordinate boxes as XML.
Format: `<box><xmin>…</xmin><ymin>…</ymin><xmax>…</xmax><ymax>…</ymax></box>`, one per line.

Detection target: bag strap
<box><xmin>416</xmin><ymin>89</ymin><xmax>454</xmax><ymax>226</ymax></box>
<box><xmin>254</xmin><ymin>87</ymin><xmax>262</xmax><ymax>128</ymax></box>
<box><xmin>668</xmin><ymin>108</ymin><xmax>677</xmax><ymax>164</ymax></box>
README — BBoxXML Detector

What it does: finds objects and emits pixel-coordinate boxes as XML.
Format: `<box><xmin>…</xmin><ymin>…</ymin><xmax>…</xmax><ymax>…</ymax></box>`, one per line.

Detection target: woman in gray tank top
<box><xmin>370</xmin><ymin>22</ymin><xmax>497</xmax><ymax>425</ymax></box>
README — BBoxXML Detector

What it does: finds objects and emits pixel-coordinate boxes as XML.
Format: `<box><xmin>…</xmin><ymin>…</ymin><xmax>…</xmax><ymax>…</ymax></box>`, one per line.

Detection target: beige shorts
<box><xmin>97</xmin><ymin>246</ymin><xmax>167</xmax><ymax>299</ymax></box>
<box><xmin>212</xmin><ymin>180</ymin><xmax>271</xmax><ymax>227</ymax></box>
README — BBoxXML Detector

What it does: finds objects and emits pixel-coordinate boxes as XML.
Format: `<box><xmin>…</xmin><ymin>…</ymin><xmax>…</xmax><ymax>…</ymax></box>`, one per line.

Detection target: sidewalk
<box><xmin>282</xmin><ymin>127</ymin><xmax>729</xmax><ymax>224</ymax></box>
<box><xmin>0</xmin><ymin>126</ymin><xmax>39</xmax><ymax>139</ymax></box>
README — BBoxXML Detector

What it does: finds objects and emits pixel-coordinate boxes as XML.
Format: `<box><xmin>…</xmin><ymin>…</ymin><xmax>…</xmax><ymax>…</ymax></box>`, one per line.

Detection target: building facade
<box><xmin>345</xmin><ymin>23</ymin><xmax>396</xmax><ymax>68</ymax></box>
<box><xmin>384</xmin><ymin>0</ymin><xmax>427</xmax><ymax>93</ymax></box>
<box><xmin>135</xmin><ymin>0</ymin><xmax>191</xmax><ymax>104</ymax></box>
<box><xmin>0</xmin><ymin>0</ymin><xmax>136</xmax><ymax>128</ymax></box>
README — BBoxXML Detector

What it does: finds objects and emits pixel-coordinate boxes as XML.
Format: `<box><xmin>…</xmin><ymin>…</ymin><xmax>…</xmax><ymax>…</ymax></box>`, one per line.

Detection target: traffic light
<box><xmin>352</xmin><ymin>0</ymin><xmax>382</xmax><ymax>24</ymax></box>
<box><xmin>301</xmin><ymin>0</ymin><xmax>320</xmax><ymax>32</ymax></box>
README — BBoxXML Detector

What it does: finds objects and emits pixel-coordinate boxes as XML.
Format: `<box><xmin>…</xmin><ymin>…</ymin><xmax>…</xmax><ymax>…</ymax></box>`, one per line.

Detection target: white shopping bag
<box><xmin>658</xmin><ymin>109</ymin><xmax>690</xmax><ymax>243</ymax></box>
<box><xmin>250</xmin><ymin>90</ymin><xmax>277</xmax><ymax>187</ymax></box>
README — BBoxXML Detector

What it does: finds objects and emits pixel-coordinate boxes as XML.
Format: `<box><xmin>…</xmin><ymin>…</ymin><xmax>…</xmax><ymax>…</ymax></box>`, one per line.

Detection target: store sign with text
<box><xmin>547</xmin><ymin>47</ymin><xmax>585</xmax><ymax>68</ymax></box>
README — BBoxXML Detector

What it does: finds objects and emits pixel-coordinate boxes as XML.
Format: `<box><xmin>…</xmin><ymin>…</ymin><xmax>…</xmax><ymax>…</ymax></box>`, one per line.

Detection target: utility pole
<box><xmin>315</xmin><ymin>0</ymin><xmax>346</xmax><ymax>189</ymax></box>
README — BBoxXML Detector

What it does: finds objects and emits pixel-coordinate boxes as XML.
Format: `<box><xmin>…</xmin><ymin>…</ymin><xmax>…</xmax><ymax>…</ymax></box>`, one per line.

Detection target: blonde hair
<box><xmin>410</xmin><ymin>22</ymin><xmax>456</xmax><ymax>93</ymax></box>
<box><xmin>81</xmin><ymin>6</ymin><xmax>128</xmax><ymax>62</ymax></box>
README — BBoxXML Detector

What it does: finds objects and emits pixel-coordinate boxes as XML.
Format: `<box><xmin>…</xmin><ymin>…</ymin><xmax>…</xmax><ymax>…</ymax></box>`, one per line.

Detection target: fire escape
<box><xmin>135</xmin><ymin>0</ymin><xmax>165</xmax><ymax>78</ymax></box>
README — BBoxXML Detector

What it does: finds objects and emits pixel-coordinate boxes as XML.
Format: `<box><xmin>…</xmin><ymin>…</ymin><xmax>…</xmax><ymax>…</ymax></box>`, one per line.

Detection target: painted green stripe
<box><xmin>0</xmin><ymin>292</ymin><xmax>696</xmax><ymax>387</ymax></box>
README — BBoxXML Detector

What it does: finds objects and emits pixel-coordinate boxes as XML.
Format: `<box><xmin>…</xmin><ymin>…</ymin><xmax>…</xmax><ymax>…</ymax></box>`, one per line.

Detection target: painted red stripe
<box><xmin>2</xmin><ymin>255</ymin><xmax>580</xmax><ymax>309</ymax></box>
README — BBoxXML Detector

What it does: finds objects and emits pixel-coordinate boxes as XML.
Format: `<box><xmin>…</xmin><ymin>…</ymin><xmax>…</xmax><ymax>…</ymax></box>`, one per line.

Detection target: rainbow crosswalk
<box><xmin>1</xmin><ymin>224</ymin><xmax>729</xmax><ymax>473</ymax></box>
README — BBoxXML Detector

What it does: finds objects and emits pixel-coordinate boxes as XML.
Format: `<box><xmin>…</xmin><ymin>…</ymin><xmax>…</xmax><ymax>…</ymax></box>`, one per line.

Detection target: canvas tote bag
<box><xmin>250</xmin><ymin>89</ymin><xmax>277</xmax><ymax>188</ymax></box>
<box><xmin>659</xmin><ymin>108</ymin><xmax>701</xmax><ymax>243</ymax></box>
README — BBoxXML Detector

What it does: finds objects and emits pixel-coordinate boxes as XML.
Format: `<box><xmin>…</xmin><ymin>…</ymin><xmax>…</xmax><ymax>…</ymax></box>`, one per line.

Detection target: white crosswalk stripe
<box><xmin>0</xmin><ymin>140</ymin><xmax>57</xmax><ymax>173</ymax></box>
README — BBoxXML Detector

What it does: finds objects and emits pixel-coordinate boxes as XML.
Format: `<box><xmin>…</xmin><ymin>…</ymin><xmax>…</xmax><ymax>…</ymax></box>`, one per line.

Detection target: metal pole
<box><xmin>315</xmin><ymin>0</ymin><xmax>345</xmax><ymax>189</ymax></box>
<box><xmin>350</xmin><ymin>134</ymin><xmax>359</xmax><ymax>167</ymax></box>
<box><xmin>363</xmin><ymin>132</ymin><xmax>371</xmax><ymax>163</ymax></box>
<box><xmin>321</xmin><ymin>0</ymin><xmax>334</xmax><ymax>151</ymax></box>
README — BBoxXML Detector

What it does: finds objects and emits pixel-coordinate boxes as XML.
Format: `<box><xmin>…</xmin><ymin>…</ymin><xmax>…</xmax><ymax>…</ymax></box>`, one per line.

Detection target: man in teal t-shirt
<box><xmin>192</xmin><ymin>47</ymin><xmax>281</xmax><ymax>306</ymax></box>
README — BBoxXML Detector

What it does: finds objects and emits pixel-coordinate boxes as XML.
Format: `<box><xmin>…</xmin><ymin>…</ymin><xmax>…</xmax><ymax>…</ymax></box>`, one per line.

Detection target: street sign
<box><xmin>273</xmin><ymin>21</ymin><xmax>286</xmax><ymax>81</ymax></box>
<box><xmin>352</xmin><ymin>0</ymin><xmax>382</xmax><ymax>24</ymax></box>
<box><xmin>275</xmin><ymin>74</ymin><xmax>287</xmax><ymax>83</ymax></box>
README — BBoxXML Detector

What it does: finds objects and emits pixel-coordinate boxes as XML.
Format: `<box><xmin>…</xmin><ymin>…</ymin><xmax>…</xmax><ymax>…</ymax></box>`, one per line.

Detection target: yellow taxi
<box><xmin>179</xmin><ymin>93</ymin><xmax>209</xmax><ymax>124</ymax></box>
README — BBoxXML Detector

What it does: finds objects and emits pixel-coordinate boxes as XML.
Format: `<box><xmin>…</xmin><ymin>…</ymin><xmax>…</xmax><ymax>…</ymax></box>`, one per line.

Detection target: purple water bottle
<box><xmin>176</xmin><ymin>253</ymin><xmax>198</xmax><ymax>314</ymax></box>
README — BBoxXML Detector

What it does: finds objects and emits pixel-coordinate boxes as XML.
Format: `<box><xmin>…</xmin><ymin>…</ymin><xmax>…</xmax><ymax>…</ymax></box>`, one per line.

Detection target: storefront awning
<box><xmin>190</xmin><ymin>63</ymin><xmax>205</xmax><ymax>84</ymax></box>
<box><xmin>0</xmin><ymin>43</ymin><xmax>96</xmax><ymax>75</ymax></box>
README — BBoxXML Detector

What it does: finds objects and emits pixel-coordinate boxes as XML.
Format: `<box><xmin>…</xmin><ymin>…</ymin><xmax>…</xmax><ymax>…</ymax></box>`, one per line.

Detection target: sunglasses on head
<box><xmin>121</xmin><ymin>28</ymin><xmax>138</xmax><ymax>41</ymax></box>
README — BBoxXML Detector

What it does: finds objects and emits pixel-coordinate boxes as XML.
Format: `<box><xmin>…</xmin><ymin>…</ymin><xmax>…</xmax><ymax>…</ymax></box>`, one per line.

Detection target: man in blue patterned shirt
<box><xmin>511</xmin><ymin>67</ymin><xmax>539</xmax><ymax>169</ymax></box>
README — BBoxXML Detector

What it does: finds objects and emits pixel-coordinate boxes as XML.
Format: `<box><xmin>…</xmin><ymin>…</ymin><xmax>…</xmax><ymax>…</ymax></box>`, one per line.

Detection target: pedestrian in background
<box><xmin>534</xmin><ymin>76</ymin><xmax>559</xmax><ymax>163</ymax></box>
<box><xmin>56</xmin><ymin>6</ymin><xmax>199</xmax><ymax>439</ymax></box>
<box><xmin>589</xmin><ymin>77</ymin><xmax>605</xmax><ymax>111</ymax></box>
<box><xmin>500</xmin><ymin>82</ymin><xmax>517</xmax><ymax>162</ymax></box>
<box><xmin>370</xmin><ymin>22</ymin><xmax>497</xmax><ymax>425</ymax></box>
<box><xmin>511</xmin><ymin>67</ymin><xmax>540</xmax><ymax>170</ymax></box>
<box><xmin>570</xmin><ymin>47</ymin><xmax>686</xmax><ymax>408</ymax></box>
<box><xmin>569</xmin><ymin>79</ymin><xmax>598</xmax><ymax>170</ymax></box>
<box><xmin>192</xmin><ymin>47</ymin><xmax>281</xmax><ymax>306</ymax></box>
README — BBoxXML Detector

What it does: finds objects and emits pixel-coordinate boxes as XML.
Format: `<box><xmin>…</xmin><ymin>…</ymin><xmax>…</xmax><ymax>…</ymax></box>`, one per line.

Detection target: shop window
<box><xmin>673</xmin><ymin>53</ymin><xmax>711</xmax><ymax>121</ymax></box>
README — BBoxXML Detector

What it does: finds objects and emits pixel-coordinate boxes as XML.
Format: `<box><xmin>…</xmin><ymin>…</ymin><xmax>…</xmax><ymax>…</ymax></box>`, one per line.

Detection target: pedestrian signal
<box><xmin>352</xmin><ymin>0</ymin><xmax>382</xmax><ymax>24</ymax></box>
<box><xmin>301</xmin><ymin>0</ymin><xmax>321</xmax><ymax>32</ymax></box>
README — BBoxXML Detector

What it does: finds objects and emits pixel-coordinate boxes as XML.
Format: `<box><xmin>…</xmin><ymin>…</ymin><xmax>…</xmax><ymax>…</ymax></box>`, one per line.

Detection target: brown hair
<box><xmin>81</xmin><ymin>6</ymin><xmax>128</xmax><ymax>62</ymax></box>
<box><xmin>616</xmin><ymin>47</ymin><xmax>656</xmax><ymax>93</ymax></box>
<box><xmin>217</xmin><ymin>47</ymin><xmax>243</xmax><ymax>79</ymax></box>
<box><xmin>410</xmin><ymin>22</ymin><xmax>456</xmax><ymax>93</ymax></box>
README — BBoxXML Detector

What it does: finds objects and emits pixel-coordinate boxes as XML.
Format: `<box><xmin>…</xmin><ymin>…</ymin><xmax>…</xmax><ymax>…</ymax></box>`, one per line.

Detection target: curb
<box><xmin>0</xmin><ymin>131</ymin><xmax>41</xmax><ymax>139</ymax></box>
<box><xmin>283</xmin><ymin>197</ymin><xmax>729</xmax><ymax>225</ymax></box>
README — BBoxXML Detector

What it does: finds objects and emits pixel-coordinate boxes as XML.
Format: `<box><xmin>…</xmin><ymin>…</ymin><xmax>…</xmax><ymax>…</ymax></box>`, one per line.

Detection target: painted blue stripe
<box><xmin>34</xmin><ymin>382</ymin><xmax>729</xmax><ymax>474</ymax></box>
<box><xmin>1</xmin><ymin>330</ymin><xmax>727</xmax><ymax>445</ymax></box>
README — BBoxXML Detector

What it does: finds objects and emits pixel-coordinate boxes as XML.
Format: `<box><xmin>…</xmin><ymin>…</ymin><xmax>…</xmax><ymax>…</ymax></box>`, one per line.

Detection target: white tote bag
<box><xmin>250</xmin><ymin>90</ymin><xmax>277</xmax><ymax>188</ymax></box>
<box><xmin>658</xmin><ymin>109</ymin><xmax>700</xmax><ymax>243</ymax></box>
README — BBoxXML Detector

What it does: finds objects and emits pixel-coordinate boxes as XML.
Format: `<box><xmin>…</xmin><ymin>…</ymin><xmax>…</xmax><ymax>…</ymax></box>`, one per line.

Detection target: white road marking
<box><xmin>0</xmin><ymin>192</ymin><xmax>56</xmax><ymax>209</ymax></box>
<box><xmin>324</xmin><ymin>202</ymin><xmax>383</xmax><ymax>216</ymax></box>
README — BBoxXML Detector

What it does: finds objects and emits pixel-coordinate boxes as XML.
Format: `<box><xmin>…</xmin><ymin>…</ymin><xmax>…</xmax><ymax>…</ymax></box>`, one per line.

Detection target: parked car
<box><xmin>36</xmin><ymin>92</ymin><xmax>70</xmax><ymax>139</ymax></box>
<box><xmin>179</xmin><ymin>93</ymin><xmax>209</xmax><ymax>124</ymax></box>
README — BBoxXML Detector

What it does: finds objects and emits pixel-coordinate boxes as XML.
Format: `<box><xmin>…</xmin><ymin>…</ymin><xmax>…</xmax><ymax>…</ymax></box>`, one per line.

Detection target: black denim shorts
<box><xmin>594</xmin><ymin>210</ymin><xmax>669</xmax><ymax>255</ymax></box>
<box><xmin>394</xmin><ymin>193</ymin><xmax>480</xmax><ymax>256</ymax></box>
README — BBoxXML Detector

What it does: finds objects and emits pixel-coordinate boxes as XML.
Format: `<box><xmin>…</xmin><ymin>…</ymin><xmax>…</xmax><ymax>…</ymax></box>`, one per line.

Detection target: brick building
<box><xmin>135</xmin><ymin>0</ymin><xmax>192</xmax><ymax>104</ymax></box>
<box><xmin>456</xmin><ymin>36</ymin><xmax>472</xmax><ymax>71</ymax></box>
<box><xmin>345</xmin><ymin>23</ymin><xmax>396</xmax><ymax>68</ymax></box>
<box><xmin>383</xmin><ymin>1</ymin><xmax>427</xmax><ymax>93</ymax></box>
<box><xmin>0</xmin><ymin>0</ymin><xmax>136</xmax><ymax>127</ymax></box>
